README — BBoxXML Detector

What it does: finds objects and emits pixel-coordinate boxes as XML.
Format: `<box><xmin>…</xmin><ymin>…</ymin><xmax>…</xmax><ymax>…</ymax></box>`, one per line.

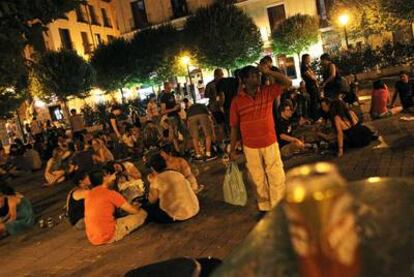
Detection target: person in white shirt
<box><xmin>144</xmin><ymin>153</ymin><xmax>199</xmax><ymax>223</ymax></box>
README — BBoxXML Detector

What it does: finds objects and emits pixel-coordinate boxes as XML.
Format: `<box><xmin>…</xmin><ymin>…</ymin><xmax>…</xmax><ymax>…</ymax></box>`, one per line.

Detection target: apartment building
<box><xmin>32</xmin><ymin>0</ymin><xmax>120</xmax><ymax>59</ymax></box>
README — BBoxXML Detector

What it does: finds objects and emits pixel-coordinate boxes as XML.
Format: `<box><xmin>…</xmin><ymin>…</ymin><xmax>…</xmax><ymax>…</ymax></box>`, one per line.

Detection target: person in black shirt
<box><xmin>260</xmin><ymin>56</ymin><xmax>282</xmax><ymax>85</ymax></box>
<box><xmin>160</xmin><ymin>82</ymin><xmax>189</xmax><ymax>153</ymax></box>
<box><xmin>301</xmin><ymin>54</ymin><xmax>320</xmax><ymax>120</ymax></box>
<box><xmin>108</xmin><ymin>105</ymin><xmax>122</xmax><ymax>139</ymax></box>
<box><xmin>66</xmin><ymin>171</ymin><xmax>90</xmax><ymax>230</ymax></box>
<box><xmin>276</xmin><ymin>102</ymin><xmax>306</xmax><ymax>158</ymax></box>
<box><xmin>391</xmin><ymin>71</ymin><xmax>414</xmax><ymax>112</ymax></box>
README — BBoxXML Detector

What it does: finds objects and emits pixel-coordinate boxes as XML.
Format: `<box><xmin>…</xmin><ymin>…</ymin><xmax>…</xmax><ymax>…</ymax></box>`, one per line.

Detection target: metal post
<box><xmin>344</xmin><ymin>26</ymin><xmax>349</xmax><ymax>50</ymax></box>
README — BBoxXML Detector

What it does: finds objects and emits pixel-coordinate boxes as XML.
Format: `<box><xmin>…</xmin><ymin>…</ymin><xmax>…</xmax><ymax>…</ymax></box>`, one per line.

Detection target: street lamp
<box><xmin>338</xmin><ymin>13</ymin><xmax>350</xmax><ymax>50</ymax></box>
<box><xmin>180</xmin><ymin>54</ymin><xmax>196</xmax><ymax>102</ymax></box>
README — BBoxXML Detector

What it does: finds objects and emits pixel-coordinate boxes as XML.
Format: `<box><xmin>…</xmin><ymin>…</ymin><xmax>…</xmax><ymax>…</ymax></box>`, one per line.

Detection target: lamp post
<box><xmin>338</xmin><ymin>14</ymin><xmax>350</xmax><ymax>50</ymax></box>
<box><xmin>180</xmin><ymin>55</ymin><xmax>196</xmax><ymax>103</ymax></box>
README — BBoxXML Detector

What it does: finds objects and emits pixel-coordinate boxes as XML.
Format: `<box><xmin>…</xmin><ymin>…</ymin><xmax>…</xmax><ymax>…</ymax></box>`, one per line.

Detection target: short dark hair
<box><xmin>400</xmin><ymin>71</ymin><xmax>409</xmax><ymax>76</ymax></box>
<box><xmin>373</xmin><ymin>80</ymin><xmax>385</xmax><ymax>90</ymax></box>
<box><xmin>111</xmin><ymin>105</ymin><xmax>121</xmax><ymax>112</ymax></box>
<box><xmin>239</xmin><ymin>66</ymin><xmax>259</xmax><ymax>81</ymax></box>
<box><xmin>70</xmin><ymin>109</ymin><xmax>76</xmax><ymax>114</ymax></box>
<box><xmin>320</xmin><ymin>97</ymin><xmax>332</xmax><ymax>106</ymax></box>
<box><xmin>148</xmin><ymin>153</ymin><xmax>167</xmax><ymax>173</ymax></box>
<box><xmin>160</xmin><ymin>144</ymin><xmax>173</xmax><ymax>154</ymax></box>
<box><xmin>279</xmin><ymin>100</ymin><xmax>293</xmax><ymax>114</ymax></box>
<box><xmin>88</xmin><ymin>169</ymin><xmax>105</xmax><ymax>187</ymax></box>
<box><xmin>260</xmin><ymin>55</ymin><xmax>273</xmax><ymax>64</ymax></box>
<box><xmin>320</xmin><ymin>53</ymin><xmax>331</xmax><ymax>62</ymax></box>
<box><xmin>0</xmin><ymin>184</ymin><xmax>15</xmax><ymax>196</ymax></box>
<box><xmin>214</xmin><ymin>68</ymin><xmax>223</xmax><ymax>77</ymax></box>
<box><xmin>183</xmin><ymin>98</ymin><xmax>189</xmax><ymax>103</ymax></box>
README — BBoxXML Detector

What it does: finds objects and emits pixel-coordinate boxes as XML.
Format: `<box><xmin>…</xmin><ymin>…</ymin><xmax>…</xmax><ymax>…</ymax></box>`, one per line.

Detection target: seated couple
<box><xmin>67</xmin><ymin>159</ymin><xmax>199</xmax><ymax>245</ymax></box>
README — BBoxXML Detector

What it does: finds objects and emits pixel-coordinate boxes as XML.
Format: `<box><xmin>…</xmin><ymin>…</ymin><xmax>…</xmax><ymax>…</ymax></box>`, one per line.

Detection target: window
<box><xmin>95</xmin><ymin>33</ymin><xmax>102</xmax><ymax>45</ymax></box>
<box><xmin>76</xmin><ymin>6</ymin><xmax>87</xmax><ymax>22</ymax></box>
<box><xmin>267</xmin><ymin>5</ymin><xmax>286</xmax><ymax>32</ymax></box>
<box><xmin>130</xmin><ymin>0</ymin><xmax>148</xmax><ymax>30</ymax></box>
<box><xmin>81</xmin><ymin>32</ymin><xmax>92</xmax><ymax>54</ymax></box>
<box><xmin>59</xmin><ymin>28</ymin><xmax>73</xmax><ymax>50</ymax></box>
<box><xmin>101</xmin><ymin>8</ymin><xmax>112</xmax><ymax>27</ymax></box>
<box><xmin>88</xmin><ymin>5</ymin><xmax>100</xmax><ymax>25</ymax></box>
<box><xmin>171</xmin><ymin>0</ymin><xmax>188</xmax><ymax>19</ymax></box>
<box><xmin>107</xmin><ymin>35</ymin><xmax>115</xmax><ymax>42</ymax></box>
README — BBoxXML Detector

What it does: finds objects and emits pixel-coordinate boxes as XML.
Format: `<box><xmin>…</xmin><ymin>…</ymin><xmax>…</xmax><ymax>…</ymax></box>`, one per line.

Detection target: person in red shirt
<box><xmin>230</xmin><ymin>64</ymin><xmax>292</xmax><ymax>213</ymax></box>
<box><xmin>84</xmin><ymin>169</ymin><xmax>147</xmax><ymax>245</ymax></box>
<box><xmin>370</xmin><ymin>80</ymin><xmax>402</xmax><ymax>120</ymax></box>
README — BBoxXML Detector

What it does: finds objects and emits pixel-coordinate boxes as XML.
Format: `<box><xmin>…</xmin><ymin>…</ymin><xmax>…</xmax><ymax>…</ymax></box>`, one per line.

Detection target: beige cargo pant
<box><xmin>244</xmin><ymin>142</ymin><xmax>286</xmax><ymax>211</ymax></box>
<box><xmin>110</xmin><ymin>210</ymin><xmax>147</xmax><ymax>243</ymax></box>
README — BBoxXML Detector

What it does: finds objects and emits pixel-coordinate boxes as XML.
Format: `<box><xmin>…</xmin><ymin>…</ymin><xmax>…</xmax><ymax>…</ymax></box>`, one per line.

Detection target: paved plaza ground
<box><xmin>2</xmin><ymin>95</ymin><xmax>414</xmax><ymax>276</ymax></box>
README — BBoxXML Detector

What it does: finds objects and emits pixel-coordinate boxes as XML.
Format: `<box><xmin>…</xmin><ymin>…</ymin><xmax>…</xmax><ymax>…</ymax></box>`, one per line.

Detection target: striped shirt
<box><xmin>230</xmin><ymin>84</ymin><xmax>282</xmax><ymax>148</ymax></box>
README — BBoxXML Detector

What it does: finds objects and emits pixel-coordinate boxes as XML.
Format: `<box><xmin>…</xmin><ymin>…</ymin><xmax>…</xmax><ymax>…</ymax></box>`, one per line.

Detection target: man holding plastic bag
<box><xmin>229</xmin><ymin>65</ymin><xmax>292</xmax><ymax>212</ymax></box>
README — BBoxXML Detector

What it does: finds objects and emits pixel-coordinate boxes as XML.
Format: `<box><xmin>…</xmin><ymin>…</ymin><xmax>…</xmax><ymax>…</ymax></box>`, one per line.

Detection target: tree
<box><xmin>329</xmin><ymin>0</ymin><xmax>405</xmax><ymax>39</ymax></box>
<box><xmin>130</xmin><ymin>25</ymin><xmax>184</xmax><ymax>85</ymax></box>
<box><xmin>34</xmin><ymin>50</ymin><xmax>95</xmax><ymax>119</ymax></box>
<box><xmin>380</xmin><ymin>0</ymin><xmax>414</xmax><ymax>21</ymax></box>
<box><xmin>0</xmin><ymin>88</ymin><xmax>26</xmax><ymax>119</ymax></box>
<box><xmin>184</xmin><ymin>2</ymin><xmax>263</xmax><ymax>72</ymax></box>
<box><xmin>91</xmin><ymin>38</ymin><xmax>135</xmax><ymax>102</ymax></box>
<box><xmin>0</xmin><ymin>0</ymin><xmax>83</xmax><ymax>89</ymax></box>
<box><xmin>271</xmin><ymin>14</ymin><xmax>320</xmax><ymax>60</ymax></box>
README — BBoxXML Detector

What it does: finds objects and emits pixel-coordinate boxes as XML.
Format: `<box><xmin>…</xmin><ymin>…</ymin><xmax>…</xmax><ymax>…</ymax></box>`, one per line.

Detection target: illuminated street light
<box><xmin>180</xmin><ymin>55</ymin><xmax>191</xmax><ymax>66</ymax></box>
<box><xmin>179</xmin><ymin>54</ymin><xmax>196</xmax><ymax>102</ymax></box>
<box><xmin>338</xmin><ymin>13</ymin><xmax>350</xmax><ymax>50</ymax></box>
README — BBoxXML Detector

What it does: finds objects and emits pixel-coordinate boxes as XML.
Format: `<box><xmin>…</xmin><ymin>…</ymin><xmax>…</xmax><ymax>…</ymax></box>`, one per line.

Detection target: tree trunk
<box><xmin>62</xmin><ymin>100</ymin><xmax>71</xmax><ymax>124</ymax></box>
<box><xmin>226</xmin><ymin>68</ymin><xmax>231</xmax><ymax>77</ymax></box>
<box><xmin>119</xmin><ymin>88</ymin><xmax>125</xmax><ymax>104</ymax></box>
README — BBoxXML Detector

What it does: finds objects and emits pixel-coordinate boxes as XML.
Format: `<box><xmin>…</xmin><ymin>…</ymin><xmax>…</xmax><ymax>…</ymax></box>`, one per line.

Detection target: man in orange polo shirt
<box><xmin>84</xmin><ymin>169</ymin><xmax>147</xmax><ymax>245</ymax></box>
<box><xmin>229</xmin><ymin>65</ymin><xmax>292</xmax><ymax>212</ymax></box>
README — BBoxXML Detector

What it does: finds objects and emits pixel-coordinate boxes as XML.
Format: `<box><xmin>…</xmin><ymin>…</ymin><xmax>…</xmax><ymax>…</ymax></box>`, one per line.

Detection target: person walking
<box><xmin>229</xmin><ymin>65</ymin><xmax>292</xmax><ymax>213</ymax></box>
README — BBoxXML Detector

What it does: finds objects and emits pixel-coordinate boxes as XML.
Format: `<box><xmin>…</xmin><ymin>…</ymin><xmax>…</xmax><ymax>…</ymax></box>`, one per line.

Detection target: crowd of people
<box><xmin>1</xmin><ymin>53</ymin><xmax>412</xmax><ymax>244</ymax></box>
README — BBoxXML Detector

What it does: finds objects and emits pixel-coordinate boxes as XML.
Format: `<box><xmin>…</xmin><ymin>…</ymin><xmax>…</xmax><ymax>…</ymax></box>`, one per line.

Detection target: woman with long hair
<box><xmin>301</xmin><ymin>54</ymin><xmax>320</xmax><ymax>120</ymax></box>
<box><xmin>91</xmin><ymin>138</ymin><xmax>114</xmax><ymax>165</ymax></box>
<box><xmin>371</xmin><ymin>80</ymin><xmax>402</xmax><ymax>120</ymax></box>
<box><xmin>44</xmin><ymin>148</ymin><xmax>66</xmax><ymax>186</ymax></box>
<box><xmin>330</xmin><ymin>100</ymin><xmax>375</xmax><ymax>157</ymax></box>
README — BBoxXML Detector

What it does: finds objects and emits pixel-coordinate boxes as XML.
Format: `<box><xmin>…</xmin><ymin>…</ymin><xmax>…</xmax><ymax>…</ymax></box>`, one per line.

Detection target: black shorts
<box><xmin>212</xmin><ymin>111</ymin><xmax>225</xmax><ymax>125</ymax></box>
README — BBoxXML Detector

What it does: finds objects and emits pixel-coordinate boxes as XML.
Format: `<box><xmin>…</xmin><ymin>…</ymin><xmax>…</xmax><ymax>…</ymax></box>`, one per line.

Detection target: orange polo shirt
<box><xmin>230</xmin><ymin>84</ymin><xmax>282</xmax><ymax>148</ymax></box>
<box><xmin>85</xmin><ymin>186</ymin><xmax>126</xmax><ymax>245</ymax></box>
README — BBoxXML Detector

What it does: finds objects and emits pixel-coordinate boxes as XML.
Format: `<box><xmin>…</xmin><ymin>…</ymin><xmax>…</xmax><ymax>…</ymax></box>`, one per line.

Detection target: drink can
<box><xmin>284</xmin><ymin>162</ymin><xmax>360</xmax><ymax>277</ymax></box>
<box><xmin>38</xmin><ymin>219</ymin><xmax>45</xmax><ymax>228</ymax></box>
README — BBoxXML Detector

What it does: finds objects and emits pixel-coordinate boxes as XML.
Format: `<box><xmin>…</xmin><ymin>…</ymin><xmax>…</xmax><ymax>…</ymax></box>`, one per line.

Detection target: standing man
<box><xmin>69</xmin><ymin>109</ymin><xmax>85</xmax><ymax>141</ymax></box>
<box><xmin>108</xmin><ymin>105</ymin><xmax>122</xmax><ymax>140</ymax></box>
<box><xmin>205</xmin><ymin>69</ymin><xmax>225</xmax><ymax>141</ymax></box>
<box><xmin>229</xmin><ymin>65</ymin><xmax>292</xmax><ymax>213</ymax></box>
<box><xmin>160</xmin><ymin>82</ymin><xmax>189</xmax><ymax>154</ymax></box>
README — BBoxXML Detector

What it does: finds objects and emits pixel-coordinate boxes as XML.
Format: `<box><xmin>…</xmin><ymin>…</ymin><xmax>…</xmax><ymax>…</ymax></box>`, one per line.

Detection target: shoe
<box><xmin>193</xmin><ymin>155</ymin><xmax>204</xmax><ymax>162</ymax></box>
<box><xmin>205</xmin><ymin>154</ymin><xmax>218</xmax><ymax>161</ymax></box>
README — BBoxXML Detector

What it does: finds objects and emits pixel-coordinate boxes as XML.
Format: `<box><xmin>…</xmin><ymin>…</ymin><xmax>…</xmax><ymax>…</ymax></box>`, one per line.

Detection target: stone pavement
<box><xmin>1</xmin><ymin>102</ymin><xmax>414</xmax><ymax>276</ymax></box>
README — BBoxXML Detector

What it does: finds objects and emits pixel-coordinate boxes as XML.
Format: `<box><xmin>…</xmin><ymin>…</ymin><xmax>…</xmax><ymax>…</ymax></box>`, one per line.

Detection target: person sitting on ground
<box><xmin>44</xmin><ymin>148</ymin><xmax>66</xmax><ymax>186</ymax></box>
<box><xmin>66</xmin><ymin>171</ymin><xmax>90</xmax><ymax>230</ymax></box>
<box><xmin>144</xmin><ymin>153</ymin><xmax>199</xmax><ymax>223</ymax></box>
<box><xmin>106</xmin><ymin>161</ymin><xmax>144</xmax><ymax>203</ymax></box>
<box><xmin>371</xmin><ymin>80</ymin><xmax>402</xmax><ymax>120</ymax></box>
<box><xmin>91</xmin><ymin>138</ymin><xmax>114</xmax><ymax>165</ymax></box>
<box><xmin>281</xmin><ymin>86</ymin><xmax>311</xmax><ymax>126</ymax></box>
<box><xmin>160</xmin><ymin>144</ymin><xmax>202</xmax><ymax>193</ymax></box>
<box><xmin>142</xmin><ymin>120</ymin><xmax>162</xmax><ymax>150</ymax></box>
<box><xmin>330</xmin><ymin>100</ymin><xmax>377</xmax><ymax>157</ymax></box>
<box><xmin>276</xmin><ymin>102</ymin><xmax>307</xmax><ymax>158</ymax></box>
<box><xmin>23</xmin><ymin>144</ymin><xmax>42</xmax><ymax>171</ymax></box>
<box><xmin>0</xmin><ymin>184</ymin><xmax>35</xmax><ymax>237</ymax></box>
<box><xmin>186</xmin><ymin>102</ymin><xmax>217</xmax><ymax>161</ymax></box>
<box><xmin>391</xmin><ymin>71</ymin><xmax>414</xmax><ymax>113</ymax></box>
<box><xmin>84</xmin><ymin>168</ymin><xmax>147</xmax><ymax>245</ymax></box>
<box><xmin>71</xmin><ymin>140</ymin><xmax>94</xmax><ymax>183</ymax></box>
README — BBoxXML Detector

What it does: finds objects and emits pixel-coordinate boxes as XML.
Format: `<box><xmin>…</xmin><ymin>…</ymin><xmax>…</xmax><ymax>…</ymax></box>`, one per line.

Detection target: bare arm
<box><xmin>160</xmin><ymin>103</ymin><xmax>179</xmax><ymax>116</ymax></box>
<box><xmin>6</xmin><ymin>197</ymin><xmax>18</xmax><ymax>222</ymax></box>
<box><xmin>229</xmin><ymin>126</ymin><xmax>240</xmax><ymax>160</ymax></box>
<box><xmin>304</xmin><ymin>70</ymin><xmax>318</xmax><ymax>83</ymax></box>
<box><xmin>110</xmin><ymin>118</ymin><xmax>121</xmax><ymax>138</ymax></box>
<box><xmin>126</xmin><ymin>163</ymin><xmax>141</xmax><ymax>180</ymax></box>
<box><xmin>334</xmin><ymin>116</ymin><xmax>344</xmax><ymax>157</ymax></box>
<box><xmin>148</xmin><ymin>187</ymin><xmax>159</xmax><ymax>204</ymax></box>
<box><xmin>262</xmin><ymin>68</ymin><xmax>292</xmax><ymax>89</ymax></box>
<box><xmin>120</xmin><ymin>202</ymin><xmax>140</xmax><ymax>214</ymax></box>
<box><xmin>280</xmin><ymin>134</ymin><xmax>303</xmax><ymax>146</ymax></box>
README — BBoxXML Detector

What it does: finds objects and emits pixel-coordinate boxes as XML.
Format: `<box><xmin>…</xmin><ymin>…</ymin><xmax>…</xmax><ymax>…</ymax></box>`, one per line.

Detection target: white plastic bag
<box><xmin>223</xmin><ymin>162</ymin><xmax>247</xmax><ymax>206</ymax></box>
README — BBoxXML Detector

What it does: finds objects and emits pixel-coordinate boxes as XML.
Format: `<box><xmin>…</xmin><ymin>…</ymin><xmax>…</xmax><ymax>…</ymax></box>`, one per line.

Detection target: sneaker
<box><xmin>193</xmin><ymin>155</ymin><xmax>204</xmax><ymax>162</ymax></box>
<box><xmin>205</xmin><ymin>154</ymin><xmax>218</xmax><ymax>161</ymax></box>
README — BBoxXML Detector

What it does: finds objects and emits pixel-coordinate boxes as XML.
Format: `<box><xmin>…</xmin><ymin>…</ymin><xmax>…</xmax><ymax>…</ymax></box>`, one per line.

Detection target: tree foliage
<box><xmin>271</xmin><ymin>14</ymin><xmax>319</xmax><ymax>58</ymax></box>
<box><xmin>0</xmin><ymin>89</ymin><xmax>26</xmax><ymax>119</ymax></box>
<box><xmin>329</xmin><ymin>0</ymin><xmax>405</xmax><ymax>39</ymax></box>
<box><xmin>91</xmin><ymin>38</ymin><xmax>135</xmax><ymax>92</ymax></box>
<box><xmin>184</xmin><ymin>2</ymin><xmax>263</xmax><ymax>70</ymax></box>
<box><xmin>130</xmin><ymin>25</ymin><xmax>183</xmax><ymax>85</ymax></box>
<box><xmin>34</xmin><ymin>50</ymin><xmax>95</xmax><ymax>102</ymax></box>
<box><xmin>380</xmin><ymin>0</ymin><xmax>414</xmax><ymax>21</ymax></box>
<box><xmin>0</xmin><ymin>0</ymin><xmax>83</xmax><ymax>89</ymax></box>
